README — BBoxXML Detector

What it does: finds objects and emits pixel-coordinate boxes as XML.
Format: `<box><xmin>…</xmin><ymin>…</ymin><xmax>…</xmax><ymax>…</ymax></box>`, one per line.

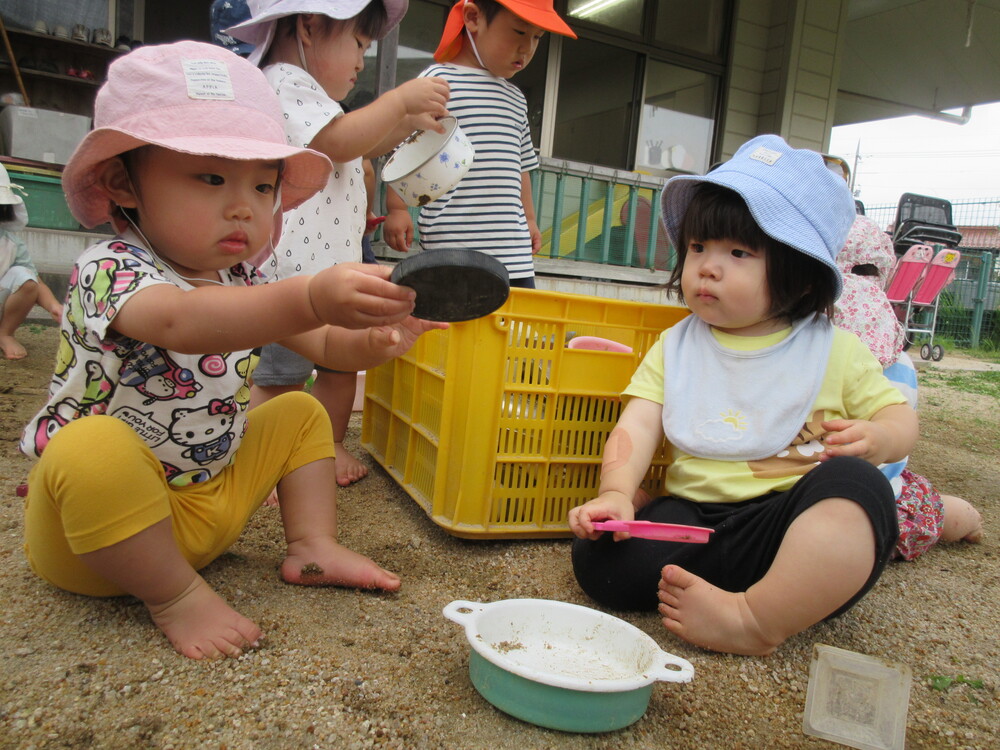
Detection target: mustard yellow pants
<box><xmin>24</xmin><ymin>391</ymin><xmax>334</xmax><ymax>596</ymax></box>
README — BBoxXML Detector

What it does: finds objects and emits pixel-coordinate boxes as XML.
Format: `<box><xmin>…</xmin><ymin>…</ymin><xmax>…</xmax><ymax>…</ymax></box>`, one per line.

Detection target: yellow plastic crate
<box><xmin>361</xmin><ymin>288</ymin><xmax>689</xmax><ymax>539</ymax></box>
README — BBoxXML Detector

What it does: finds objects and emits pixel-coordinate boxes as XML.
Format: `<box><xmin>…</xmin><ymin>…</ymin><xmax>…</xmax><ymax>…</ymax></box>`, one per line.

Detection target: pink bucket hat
<box><xmin>228</xmin><ymin>0</ymin><xmax>408</xmax><ymax>66</ymax></box>
<box><xmin>62</xmin><ymin>40</ymin><xmax>332</xmax><ymax>229</ymax></box>
<box><xmin>833</xmin><ymin>215</ymin><xmax>906</xmax><ymax>367</ymax></box>
<box><xmin>836</xmin><ymin>213</ymin><xmax>897</xmax><ymax>288</ymax></box>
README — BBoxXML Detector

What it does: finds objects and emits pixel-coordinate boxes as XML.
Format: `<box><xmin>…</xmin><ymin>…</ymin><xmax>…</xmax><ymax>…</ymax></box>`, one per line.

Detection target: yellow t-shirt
<box><xmin>624</xmin><ymin>326</ymin><xmax>907</xmax><ymax>502</ymax></box>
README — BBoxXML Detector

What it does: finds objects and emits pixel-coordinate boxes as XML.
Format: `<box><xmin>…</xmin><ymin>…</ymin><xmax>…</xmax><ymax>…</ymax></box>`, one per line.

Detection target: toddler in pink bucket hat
<box><xmin>62</xmin><ymin>39</ymin><xmax>330</xmax><ymax>230</ymax></box>
<box><xmin>22</xmin><ymin>40</ymin><xmax>446</xmax><ymax>661</ymax></box>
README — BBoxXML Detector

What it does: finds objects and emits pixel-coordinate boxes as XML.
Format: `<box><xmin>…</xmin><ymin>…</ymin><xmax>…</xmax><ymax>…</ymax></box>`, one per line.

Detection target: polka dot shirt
<box><xmin>261</xmin><ymin>63</ymin><xmax>365</xmax><ymax>279</ymax></box>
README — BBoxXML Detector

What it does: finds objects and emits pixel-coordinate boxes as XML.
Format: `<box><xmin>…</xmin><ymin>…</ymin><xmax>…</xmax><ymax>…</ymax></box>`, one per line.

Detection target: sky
<box><xmin>828</xmin><ymin>101</ymin><xmax>1000</xmax><ymax>225</ymax></box>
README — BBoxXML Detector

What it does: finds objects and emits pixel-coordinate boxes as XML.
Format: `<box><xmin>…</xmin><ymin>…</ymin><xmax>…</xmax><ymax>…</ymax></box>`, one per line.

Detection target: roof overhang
<box><xmin>836</xmin><ymin>0</ymin><xmax>1000</xmax><ymax>125</ymax></box>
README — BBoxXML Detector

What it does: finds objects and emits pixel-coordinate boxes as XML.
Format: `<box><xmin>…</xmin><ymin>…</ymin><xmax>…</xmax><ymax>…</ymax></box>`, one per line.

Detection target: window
<box><xmin>635</xmin><ymin>60</ymin><xmax>717</xmax><ymax>175</ymax></box>
<box><xmin>391</xmin><ymin>0</ymin><xmax>725</xmax><ymax>174</ymax></box>
<box><xmin>654</xmin><ymin>0</ymin><xmax>727</xmax><ymax>57</ymax></box>
<box><xmin>552</xmin><ymin>37</ymin><xmax>639</xmax><ymax>169</ymax></box>
<box><xmin>566</xmin><ymin>0</ymin><xmax>644</xmax><ymax>37</ymax></box>
<box><xmin>3</xmin><ymin>0</ymin><xmax>114</xmax><ymax>35</ymax></box>
<box><xmin>392</xmin><ymin>1</ymin><xmax>549</xmax><ymax>147</ymax></box>
<box><xmin>394</xmin><ymin>0</ymin><xmax>445</xmax><ymax>80</ymax></box>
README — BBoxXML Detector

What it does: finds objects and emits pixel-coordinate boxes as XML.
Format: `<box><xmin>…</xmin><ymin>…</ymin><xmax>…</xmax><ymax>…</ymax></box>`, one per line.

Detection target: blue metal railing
<box><xmin>377</xmin><ymin>156</ymin><xmax>674</xmax><ymax>274</ymax></box>
<box><xmin>531</xmin><ymin>157</ymin><xmax>672</xmax><ymax>271</ymax></box>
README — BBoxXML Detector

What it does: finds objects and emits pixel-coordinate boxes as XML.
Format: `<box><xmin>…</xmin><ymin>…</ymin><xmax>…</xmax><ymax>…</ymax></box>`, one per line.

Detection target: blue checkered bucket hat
<box><xmin>661</xmin><ymin>134</ymin><xmax>856</xmax><ymax>298</ymax></box>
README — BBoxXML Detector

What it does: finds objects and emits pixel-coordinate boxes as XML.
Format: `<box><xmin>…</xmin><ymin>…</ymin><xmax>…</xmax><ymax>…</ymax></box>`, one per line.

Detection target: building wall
<box><xmin>720</xmin><ymin>0</ymin><xmax>849</xmax><ymax>159</ymax></box>
<box><xmin>787</xmin><ymin>0</ymin><xmax>849</xmax><ymax>148</ymax></box>
<box><xmin>722</xmin><ymin>0</ymin><xmax>774</xmax><ymax>158</ymax></box>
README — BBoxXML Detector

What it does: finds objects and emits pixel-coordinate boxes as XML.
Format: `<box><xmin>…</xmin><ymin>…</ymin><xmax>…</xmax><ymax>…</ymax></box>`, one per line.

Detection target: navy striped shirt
<box><xmin>417</xmin><ymin>63</ymin><xmax>539</xmax><ymax>280</ymax></box>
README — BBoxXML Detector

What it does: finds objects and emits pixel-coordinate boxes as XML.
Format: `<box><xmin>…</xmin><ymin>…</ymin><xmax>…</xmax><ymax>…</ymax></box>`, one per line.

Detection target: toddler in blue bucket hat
<box><xmin>569</xmin><ymin>134</ymin><xmax>919</xmax><ymax>656</ymax></box>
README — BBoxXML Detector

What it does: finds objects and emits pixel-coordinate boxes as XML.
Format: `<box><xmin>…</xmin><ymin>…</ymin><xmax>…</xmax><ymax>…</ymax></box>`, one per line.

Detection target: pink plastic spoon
<box><xmin>592</xmin><ymin>520</ymin><xmax>713</xmax><ymax>543</ymax></box>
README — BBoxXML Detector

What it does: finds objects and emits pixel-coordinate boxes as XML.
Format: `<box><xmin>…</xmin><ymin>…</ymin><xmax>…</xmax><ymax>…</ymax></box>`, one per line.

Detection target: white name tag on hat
<box><xmin>182</xmin><ymin>59</ymin><xmax>235</xmax><ymax>100</ymax></box>
<box><xmin>749</xmin><ymin>146</ymin><xmax>783</xmax><ymax>166</ymax></box>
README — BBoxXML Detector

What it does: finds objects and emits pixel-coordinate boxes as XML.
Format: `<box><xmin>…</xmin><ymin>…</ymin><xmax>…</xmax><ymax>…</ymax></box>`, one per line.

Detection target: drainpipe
<box><xmin>838</xmin><ymin>92</ymin><xmax>974</xmax><ymax>125</ymax></box>
<box><xmin>918</xmin><ymin>106</ymin><xmax>973</xmax><ymax>125</ymax></box>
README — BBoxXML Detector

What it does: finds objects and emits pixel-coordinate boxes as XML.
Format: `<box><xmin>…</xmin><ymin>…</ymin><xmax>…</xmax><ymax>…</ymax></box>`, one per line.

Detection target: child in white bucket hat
<box><xmin>229</xmin><ymin>1</ymin><xmax>450</xmax><ymax>489</ymax></box>
<box><xmin>570</xmin><ymin>134</ymin><xmax>918</xmax><ymax>656</ymax></box>
<box><xmin>0</xmin><ymin>164</ymin><xmax>63</xmax><ymax>360</ymax></box>
<box><xmin>21</xmin><ymin>40</ymin><xmax>445</xmax><ymax>661</ymax></box>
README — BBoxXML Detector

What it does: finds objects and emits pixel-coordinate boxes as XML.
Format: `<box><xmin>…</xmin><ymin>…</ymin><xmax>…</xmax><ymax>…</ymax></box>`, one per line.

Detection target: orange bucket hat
<box><xmin>434</xmin><ymin>0</ymin><xmax>576</xmax><ymax>62</ymax></box>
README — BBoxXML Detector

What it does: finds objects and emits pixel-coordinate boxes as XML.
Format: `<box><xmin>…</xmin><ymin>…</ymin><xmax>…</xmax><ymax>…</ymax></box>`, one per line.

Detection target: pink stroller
<box><xmin>886</xmin><ymin>245</ymin><xmax>961</xmax><ymax>361</ymax></box>
<box><xmin>886</xmin><ymin>193</ymin><xmax>963</xmax><ymax>361</ymax></box>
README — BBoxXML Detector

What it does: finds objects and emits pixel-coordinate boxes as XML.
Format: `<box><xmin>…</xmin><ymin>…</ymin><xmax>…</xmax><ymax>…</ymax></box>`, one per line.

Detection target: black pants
<box><xmin>571</xmin><ymin>456</ymin><xmax>899</xmax><ymax>616</ymax></box>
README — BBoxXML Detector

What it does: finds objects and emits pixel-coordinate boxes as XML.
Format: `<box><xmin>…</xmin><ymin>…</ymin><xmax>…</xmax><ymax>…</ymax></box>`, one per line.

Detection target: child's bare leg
<box><xmin>276</xmin><ymin>456</ymin><xmax>399</xmax><ymax>590</ymax></box>
<box><xmin>658</xmin><ymin>498</ymin><xmax>875</xmax><ymax>656</ymax></box>
<box><xmin>312</xmin><ymin>370</ymin><xmax>368</xmax><ymax>487</ymax></box>
<box><xmin>35</xmin><ymin>280</ymin><xmax>64</xmax><ymax>322</ymax></box>
<box><xmin>0</xmin><ymin>280</ymin><xmax>40</xmax><ymax>360</ymax></box>
<box><xmin>940</xmin><ymin>494</ymin><xmax>983</xmax><ymax>543</ymax></box>
<box><xmin>78</xmin><ymin>517</ymin><xmax>261</xmax><ymax>659</ymax></box>
<box><xmin>0</xmin><ymin>333</ymin><xmax>26</xmax><ymax>360</ymax></box>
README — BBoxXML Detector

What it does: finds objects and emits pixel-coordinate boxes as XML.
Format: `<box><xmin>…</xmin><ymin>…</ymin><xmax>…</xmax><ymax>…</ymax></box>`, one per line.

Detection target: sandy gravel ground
<box><xmin>1</xmin><ymin>324</ymin><xmax>997</xmax><ymax>749</ymax></box>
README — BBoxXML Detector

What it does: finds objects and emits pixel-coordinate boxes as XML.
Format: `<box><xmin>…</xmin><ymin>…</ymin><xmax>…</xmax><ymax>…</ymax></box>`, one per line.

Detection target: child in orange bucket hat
<box><xmin>434</xmin><ymin>0</ymin><xmax>576</xmax><ymax>62</ymax></box>
<box><xmin>383</xmin><ymin>0</ymin><xmax>576</xmax><ymax>288</ymax></box>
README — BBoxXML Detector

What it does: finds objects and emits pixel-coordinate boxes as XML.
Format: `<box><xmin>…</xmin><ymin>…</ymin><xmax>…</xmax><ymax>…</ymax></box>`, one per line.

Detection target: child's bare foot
<box><xmin>940</xmin><ymin>495</ymin><xmax>984</xmax><ymax>543</ymax></box>
<box><xmin>281</xmin><ymin>536</ymin><xmax>400</xmax><ymax>591</ymax></box>
<box><xmin>0</xmin><ymin>334</ymin><xmax>27</xmax><ymax>360</ymax></box>
<box><xmin>146</xmin><ymin>575</ymin><xmax>262</xmax><ymax>659</ymax></box>
<box><xmin>657</xmin><ymin>565</ymin><xmax>781</xmax><ymax>656</ymax></box>
<box><xmin>334</xmin><ymin>442</ymin><xmax>368</xmax><ymax>487</ymax></box>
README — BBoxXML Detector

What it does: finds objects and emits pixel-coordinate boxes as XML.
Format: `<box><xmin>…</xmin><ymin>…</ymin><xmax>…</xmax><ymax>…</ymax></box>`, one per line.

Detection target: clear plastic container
<box><xmin>803</xmin><ymin>644</ymin><xmax>912</xmax><ymax>750</ymax></box>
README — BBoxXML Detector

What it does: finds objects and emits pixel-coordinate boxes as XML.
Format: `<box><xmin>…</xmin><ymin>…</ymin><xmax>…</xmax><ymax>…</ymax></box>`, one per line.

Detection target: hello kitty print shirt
<box><xmin>20</xmin><ymin>231</ymin><xmax>262</xmax><ymax>486</ymax></box>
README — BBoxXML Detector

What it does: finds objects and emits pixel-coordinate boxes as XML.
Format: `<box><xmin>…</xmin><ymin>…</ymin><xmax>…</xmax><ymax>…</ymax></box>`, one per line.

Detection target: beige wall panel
<box><xmin>727</xmin><ymin>88</ymin><xmax>763</xmax><ymax>115</ymax></box>
<box><xmin>734</xmin><ymin>42</ymin><xmax>767</xmax><ymax>71</ymax></box>
<box><xmin>728</xmin><ymin>64</ymin><xmax>766</xmax><ymax>93</ymax></box>
<box><xmin>803</xmin><ymin>0</ymin><xmax>842</xmax><ymax>28</ymax></box>
<box><xmin>788</xmin><ymin>112</ymin><xmax>826</xmax><ymax>146</ymax></box>
<box><xmin>796</xmin><ymin>69</ymin><xmax>834</xmax><ymax>99</ymax></box>
<box><xmin>801</xmin><ymin>23</ymin><xmax>837</xmax><ymax>51</ymax></box>
<box><xmin>798</xmin><ymin>47</ymin><xmax>835</xmax><ymax>76</ymax></box>
<box><xmin>793</xmin><ymin>91</ymin><xmax>827</xmax><ymax>114</ymax></box>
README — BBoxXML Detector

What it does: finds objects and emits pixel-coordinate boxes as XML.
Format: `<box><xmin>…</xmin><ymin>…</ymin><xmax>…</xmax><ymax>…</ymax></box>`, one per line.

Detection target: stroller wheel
<box><xmin>931</xmin><ymin>344</ymin><xmax>944</xmax><ymax>361</ymax></box>
<box><xmin>920</xmin><ymin>344</ymin><xmax>932</xmax><ymax>360</ymax></box>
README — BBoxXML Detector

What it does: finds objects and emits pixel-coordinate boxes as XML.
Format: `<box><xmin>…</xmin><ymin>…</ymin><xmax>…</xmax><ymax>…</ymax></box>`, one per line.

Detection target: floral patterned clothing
<box><xmin>834</xmin><ymin>216</ymin><xmax>905</xmax><ymax>367</ymax></box>
<box><xmin>833</xmin><ymin>218</ymin><xmax>947</xmax><ymax>560</ymax></box>
<box><xmin>894</xmin><ymin>468</ymin><xmax>945</xmax><ymax>560</ymax></box>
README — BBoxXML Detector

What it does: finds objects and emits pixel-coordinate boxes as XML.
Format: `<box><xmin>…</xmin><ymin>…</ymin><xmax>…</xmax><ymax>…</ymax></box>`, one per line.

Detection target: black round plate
<box><xmin>390</xmin><ymin>248</ymin><xmax>510</xmax><ymax>322</ymax></box>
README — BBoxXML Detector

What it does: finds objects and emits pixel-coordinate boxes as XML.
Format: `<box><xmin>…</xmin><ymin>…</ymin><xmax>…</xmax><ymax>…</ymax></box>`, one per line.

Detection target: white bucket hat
<box><xmin>0</xmin><ymin>163</ymin><xmax>25</xmax><ymax>206</ymax></box>
<box><xmin>0</xmin><ymin>164</ymin><xmax>28</xmax><ymax>230</ymax></box>
<box><xmin>228</xmin><ymin>0</ymin><xmax>408</xmax><ymax>66</ymax></box>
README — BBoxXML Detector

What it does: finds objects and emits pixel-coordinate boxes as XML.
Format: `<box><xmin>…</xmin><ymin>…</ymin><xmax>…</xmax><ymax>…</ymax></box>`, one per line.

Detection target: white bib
<box><xmin>662</xmin><ymin>314</ymin><xmax>834</xmax><ymax>460</ymax></box>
